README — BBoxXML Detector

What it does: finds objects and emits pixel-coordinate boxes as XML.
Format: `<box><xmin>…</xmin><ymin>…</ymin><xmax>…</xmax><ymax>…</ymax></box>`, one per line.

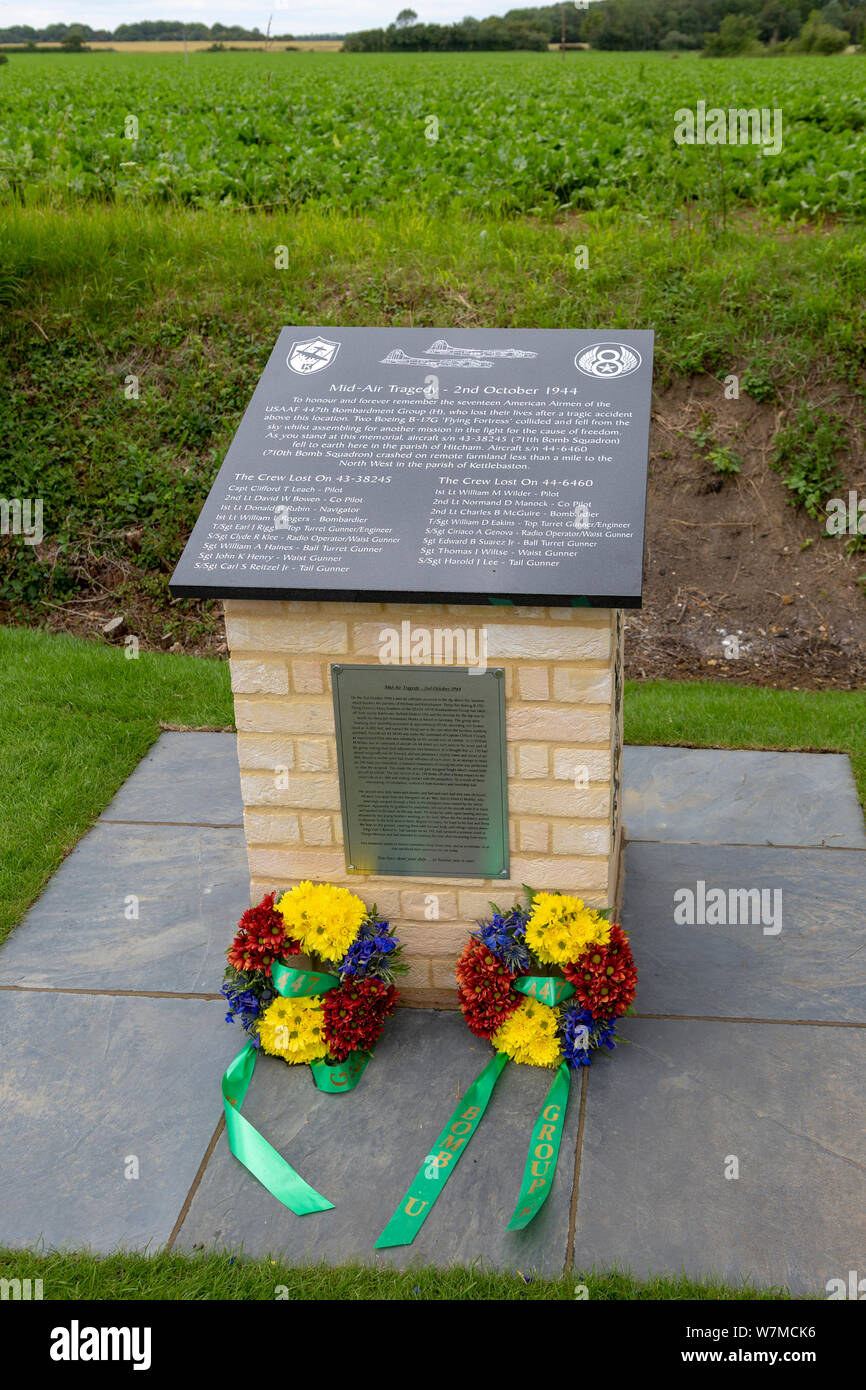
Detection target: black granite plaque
<box><xmin>169</xmin><ymin>327</ymin><xmax>654</xmax><ymax>606</ymax></box>
<box><xmin>331</xmin><ymin>664</ymin><xmax>509</xmax><ymax>879</ymax></box>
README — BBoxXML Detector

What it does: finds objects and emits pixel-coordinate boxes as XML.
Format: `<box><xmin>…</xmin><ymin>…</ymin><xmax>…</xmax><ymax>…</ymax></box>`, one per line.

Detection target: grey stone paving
<box><xmin>0</xmin><ymin>730</ymin><xmax>863</xmax><ymax>1290</ymax></box>
<box><xmin>98</xmin><ymin>731</ymin><xmax>243</xmax><ymax>827</ymax></box>
<box><xmin>623</xmin><ymin>746</ymin><xmax>866</xmax><ymax>849</ymax></box>
<box><xmin>0</xmin><ymin>823</ymin><xmax>249</xmax><ymax>994</ymax></box>
<box><xmin>575</xmin><ymin>1018</ymin><xmax>866</xmax><ymax>1297</ymax></box>
<box><xmin>623</xmin><ymin>842</ymin><xmax>866</xmax><ymax>1023</ymax></box>
<box><xmin>0</xmin><ymin>992</ymin><xmax>239</xmax><ymax>1252</ymax></box>
<box><xmin>174</xmin><ymin>1010</ymin><xmax>581</xmax><ymax>1276</ymax></box>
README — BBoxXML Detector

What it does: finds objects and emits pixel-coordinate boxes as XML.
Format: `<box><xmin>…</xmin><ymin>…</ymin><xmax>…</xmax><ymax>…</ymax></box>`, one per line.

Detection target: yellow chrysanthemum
<box><xmin>257</xmin><ymin>995</ymin><xmax>329</xmax><ymax>1065</ymax></box>
<box><xmin>524</xmin><ymin>892</ymin><xmax>611</xmax><ymax>967</ymax></box>
<box><xmin>491</xmin><ymin>998</ymin><xmax>563</xmax><ymax>1069</ymax></box>
<box><xmin>276</xmin><ymin>881</ymin><xmax>367</xmax><ymax>964</ymax></box>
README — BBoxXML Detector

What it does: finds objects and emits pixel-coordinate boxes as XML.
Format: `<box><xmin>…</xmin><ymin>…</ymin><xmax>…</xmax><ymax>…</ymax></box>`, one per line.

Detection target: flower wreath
<box><xmin>220</xmin><ymin>882</ymin><xmax>404</xmax><ymax>1215</ymax></box>
<box><xmin>376</xmin><ymin>890</ymin><xmax>636</xmax><ymax>1248</ymax></box>
<box><xmin>457</xmin><ymin>891</ymin><xmax>637</xmax><ymax>1068</ymax></box>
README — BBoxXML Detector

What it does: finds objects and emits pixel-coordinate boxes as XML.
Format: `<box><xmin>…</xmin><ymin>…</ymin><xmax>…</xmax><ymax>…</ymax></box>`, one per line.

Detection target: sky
<box><xmin>12</xmin><ymin>1</ymin><xmax>535</xmax><ymax>34</ymax></box>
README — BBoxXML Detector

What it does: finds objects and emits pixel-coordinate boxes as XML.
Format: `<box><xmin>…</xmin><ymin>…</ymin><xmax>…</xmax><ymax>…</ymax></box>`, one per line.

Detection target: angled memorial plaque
<box><xmin>169</xmin><ymin>327</ymin><xmax>654</xmax><ymax>606</ymax></box>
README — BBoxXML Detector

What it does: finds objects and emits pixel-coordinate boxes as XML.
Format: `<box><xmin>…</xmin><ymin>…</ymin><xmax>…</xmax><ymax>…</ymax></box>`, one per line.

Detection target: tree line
<box><xmin>2</xmin><ymin>3</ymin><xmax>862</xmax><ymax>54</ymax></box>
<box><xmin>344</xmin><ymin>2</ymin><xmax>863</xmax><ymax>52</ymax></box>
<box><xmin>0</xmin><ymin>21</ymin><xmax>317</xmax><ymax>44</ymax></box>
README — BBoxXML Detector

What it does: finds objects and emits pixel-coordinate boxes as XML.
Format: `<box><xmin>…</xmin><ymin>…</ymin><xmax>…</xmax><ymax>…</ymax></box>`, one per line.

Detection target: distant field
<box><xmin>0</xmin><ymin>49</ymin><xmax>864</xmax><ymax>217</ymax></box>
<box><xmin>32</xmin><ymin>39</ymin><xmax>343</xmax><ymax>52</ymax></box>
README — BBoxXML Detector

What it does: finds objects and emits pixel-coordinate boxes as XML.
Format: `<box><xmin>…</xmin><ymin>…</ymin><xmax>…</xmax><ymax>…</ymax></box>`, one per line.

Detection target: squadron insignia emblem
<box><xmin>575</xmin><ymin>343</ymin><xmax>641</xmax><ymax>379</ymax></box>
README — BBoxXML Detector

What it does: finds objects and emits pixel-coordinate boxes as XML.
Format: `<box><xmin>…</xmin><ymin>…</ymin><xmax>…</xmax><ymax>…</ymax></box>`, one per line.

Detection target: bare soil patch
<box><xmin>627</xmin><ymin>375</ymin><xmax>866</xmax><ymax>689</ymax></box>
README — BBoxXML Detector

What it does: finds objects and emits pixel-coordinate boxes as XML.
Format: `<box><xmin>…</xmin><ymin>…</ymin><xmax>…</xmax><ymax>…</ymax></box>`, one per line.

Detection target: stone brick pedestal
<box><xmin>224</xmin><ymin>598</ymin><xmax>624</xmax><ymax>1008</ymax></box>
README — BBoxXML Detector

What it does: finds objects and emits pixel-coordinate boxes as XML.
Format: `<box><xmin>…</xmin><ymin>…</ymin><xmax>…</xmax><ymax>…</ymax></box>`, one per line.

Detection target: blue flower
<box><xmin>339</xmin><ymin>918</ymin><xmax>402</xmax><ymax>982</ymax></box>
<box><xmin>221</xmin><ymin>982</ymin><xmax>269</xmax><ymax>1040</ymax></box>
<box><xmin>473</xmin><ymin>907</ymin><xmax>531</xmax><ymax>973</ymax></box>
<box><xmin>560</xmin><ymin>1006</ymin><xmax>618</xmax><ymax>1068</ymax></box>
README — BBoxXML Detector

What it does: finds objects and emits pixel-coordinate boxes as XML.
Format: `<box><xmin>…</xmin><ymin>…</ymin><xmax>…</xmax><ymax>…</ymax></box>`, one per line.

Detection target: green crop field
<box><xmin>1</xmin><ymin>48</ymin><xmax>864</xmax><ymax>641</ymax></box>
<box><xmin>1</xmin><ymin>49</ymin><xmax>865</xmax><ymax>218</ymax></box>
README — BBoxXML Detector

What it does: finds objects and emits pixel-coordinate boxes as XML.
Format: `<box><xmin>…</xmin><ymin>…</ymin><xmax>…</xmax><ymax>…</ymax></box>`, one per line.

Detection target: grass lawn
<box><xmin>626</xmin><ymin>678</ymin><xmax>866</xmax><ymax>805</ymax></box>
<box><xmin>1</xmin><ymin>623</ymin><xmax>863</xmax><ymax>947</ymax></box>
<box><xmin>0</xmin><ymin>624</ymin><xmax>232</xmax><ymax>944</ymax></box>
<box><xmin>0</xmin><ymin>1247</ymin><xmax>800</xmax><ymax>1300</ymax></box>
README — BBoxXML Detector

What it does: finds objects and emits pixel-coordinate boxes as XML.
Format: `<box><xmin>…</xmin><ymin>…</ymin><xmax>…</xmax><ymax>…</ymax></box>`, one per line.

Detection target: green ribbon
<box><xmin>271</xmin><ymin>960</ymin><xmax>339</xmax><ymax>997</ymax></box>
<box><xmin>375</xmin><ymin>974</ymin><xmax>577</xmax><ymax>1246</ymax></box>
<box><xmin>513</xmin><ymin>975</ymin><xmax>575</xmax><ymax>1006</ymax></box>
<box><xmin>506</xmin><ymin>1061</ymin><xmax>571</xmax><ymax>1230</ymax></box>
<box><xmin>375</xmin><ymin>1053</ymin><xmax>508</xmax><ymax>1248</ymax></box>
<box><xmin>222</xmin><ymin>960</ymin><xmax>372</xmax><ymax>1211</ymax></box>
<box><xmin>222</xmin><ymin>1042</ymin><xmax>334</xmax><ymax>1215</ymax></box>
<box><xmin>310</xmin><ymin>1050</ymin><xmax>371</xmax><ymax>1093</ymax></box>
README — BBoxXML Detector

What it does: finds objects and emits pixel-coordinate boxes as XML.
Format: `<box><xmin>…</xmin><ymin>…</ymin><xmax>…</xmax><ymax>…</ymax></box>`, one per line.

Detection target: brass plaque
<box><xmin>332</xmin><ymin>664</ymin><xmax>509</xmax><ymax>879</ymax></box>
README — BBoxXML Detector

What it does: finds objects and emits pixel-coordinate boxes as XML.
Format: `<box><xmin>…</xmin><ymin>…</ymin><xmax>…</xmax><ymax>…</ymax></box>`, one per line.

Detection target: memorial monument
<box><xmin>171</xmin><ymin>327</ymin><xmax>653</xmax><ymax>1006</ymax></box>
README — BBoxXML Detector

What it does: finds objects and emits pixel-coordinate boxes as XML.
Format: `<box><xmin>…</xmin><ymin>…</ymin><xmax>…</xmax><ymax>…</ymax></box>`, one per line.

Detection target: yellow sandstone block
<box><xmin>295</xmin><ymin>739</ymin><xmax>331</xmax><ymax>772</ymax></box>
<box><xmin>552</xmin><ymin>747</ymin><xmax>613</xmax><ymax>782</ymax></box>
<box><xmin>399</xmin><ymin>890</ymin><xmax>458</xmax><ymax>921</ymax></box>
<box><xmin>551</xmin><ymin>667</ymin><xmax>613</xmax><ymax>703</ymax></box>
<box><xmin>239</xmin><ymin>770</ymin><xmax>341</xmax><ymax>810</ymax></box>
<box><xmin>431</xmin><ymin>956</ymin><xmax>460</xmax><ymax>990</ymax></box>
<box><xmin>519</xmin><ymin>820</ymin><xmax>550</xmax><ymax>853</ymax></box>
<box><xmin>247</xmin><ymin>847</ymin><xmax>347</xmax><ymax>880</ymax></box>
<box><xmin>552</xmin><ymin>822</ymin><xmax>612</xmax><ymax>857</ymax></box>
<box><xmin>225</xmin><ymin>616</ymin><xmax>348</xmax><ymax>654</ymax></box>
<box><xmin>224</xmin><ymin>599</ymin><xmax>291</xmax><ymax>618</ymax></box>
<box><xmin>236</xmin><ymin>734</ymin><xmax>294</xmax><ymax>772</ymax></box>
<box><xmin>507</xmin><ymin>855</ymin><xmax>609</xmax><ymax>891</ymax></box>
<box><xmin>484</xmin><ymin>623</ymin><xmax>611</xmax><ymax>661</ymax></box>
<box><xmin>230</xmin><ymin>660</ymin><xmax>290</xmax><ymax>695</ymax></box>
<box><xmin>234</xmin><ymin>698</ymin><xmax>334</xmax><ymax>736</ymax></box>
<box><xmin>546</xmin><ymin>607</ymin><xmax>613</xmax><ymax>626</ymax></box>
<box><xmin>393</xmin><ymin>922</ymin><xmax>473</xmax><ymax>954</ymax></box>
<box><xmin>517</xmin><ymin>744</ymin><xmax>549</xmax><ymax>779</ymax></box>
<box><xmin>509</xmin><ymin>783</ymin><xmax>611</xmax><ymax>818</ymax></box>
<box><xmin>518</xmin><ymin>666</ymin><xmax>550</xmax><ymax>700</ymax></box>
<box><xmin>291</xmin><ymin>660</ymin><xmax>325</xmax><ymax>693</ymax></box>
<box><xmin>457</xmin><ymin>889</ymin><xmax>522</xmax><ymax>919</ymax></box>
<box><xmin>507</xmin><ymin>705</ymin><xmax>609</xmax><ymax>742</ymax></box>
<box><xmin>301</xmin><ymin>814</ymin><xmax>333</xmax><ymax>846</ymax></box>
<box><xmin>400</xmin><ymin>956</ymin><xmax>434</xmax><ymax>990</ymax></box>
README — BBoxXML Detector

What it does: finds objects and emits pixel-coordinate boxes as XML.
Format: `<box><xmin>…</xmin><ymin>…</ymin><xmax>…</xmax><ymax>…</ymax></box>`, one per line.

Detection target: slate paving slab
<box><xmin>99</xmin><ymin>731</ymin><xmax>243</xmax><ymax>827</ymax></box>
<box><xmin>173</xmin><ymin>1009</ymin><xmax>581</xmax><ymax>1277</ymax></box>
<box><xmin>0</xmin><ymin>992</ymin><xmax>237</xmax><ymax>1252</ymax></box>
<box><xmin>574</xmin><ymin>1017</ymin><xmax>866</xmax><ymax>1297</ymax></box>
<box><xmin>1</xmin><ymin>732</ymin><xmax>863</xmax><ymax>1286</ymax></box>
<box><xmin>623</xmin><ymin>746</ymin><xmax>866</xmax><ymax>849</ymax></box>
<box><xmin>0</xmin><ymin>823</ymin><xmax>249</xmax><ymax>994</ymax></box>
<box><xmin>623</xmin><ymin>842</ymin><xmax>866</xmax><ymax>1023</ymax></box>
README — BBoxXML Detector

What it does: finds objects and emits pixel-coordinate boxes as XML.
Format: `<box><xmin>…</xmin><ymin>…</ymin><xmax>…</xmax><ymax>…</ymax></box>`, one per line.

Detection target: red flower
<box><xmin>322</xmin><ymin>978</ymin><xmax>398</xmax><ymax>1061</ymax></box>
<box><xmin>456</xmin><ymin>937</ymin><xmax>523</xmax><ymax>1041</ymax></box>
<box><xmin>226</xmin><ymin>892</ymin><xmax>300</xmax><ymax>978</ymax></box>
<box><xmin>564</xmin><ymin>923</ymin><xmax>637</xmax><ymax>1021</ymax></box>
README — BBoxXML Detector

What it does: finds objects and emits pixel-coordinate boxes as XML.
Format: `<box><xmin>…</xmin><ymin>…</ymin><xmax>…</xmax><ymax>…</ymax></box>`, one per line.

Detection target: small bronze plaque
<box><xmin>332</xmin><ymin>664</ymin><xmax>509</xmax><ymax>879</ymax></box>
